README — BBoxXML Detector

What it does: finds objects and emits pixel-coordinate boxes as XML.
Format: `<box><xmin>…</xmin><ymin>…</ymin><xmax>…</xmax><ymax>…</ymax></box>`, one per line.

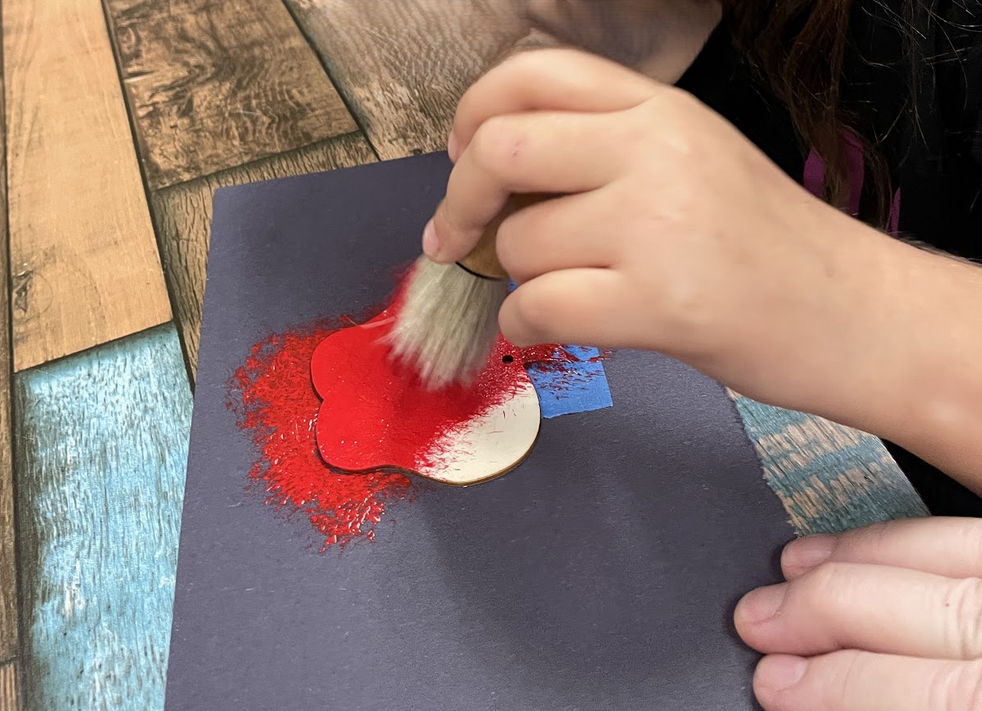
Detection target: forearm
<box><xmin>832</xmin><ymin>229</ymin><xmax>982</xmax><ymax>495</ymax></box>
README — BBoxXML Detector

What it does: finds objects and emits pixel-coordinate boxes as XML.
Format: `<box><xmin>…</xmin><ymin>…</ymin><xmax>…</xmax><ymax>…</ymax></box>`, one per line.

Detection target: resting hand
<box><xmin>736</xmin><ymin>517</ymin><xmax>982</xmax><ymax>711</ymax></box>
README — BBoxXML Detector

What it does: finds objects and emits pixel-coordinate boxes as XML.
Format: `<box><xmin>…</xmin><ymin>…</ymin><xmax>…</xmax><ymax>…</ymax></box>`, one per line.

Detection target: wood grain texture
<box><xmin>151</xmin><ymin>133</ymin><xmax>376</xmax><ymax>375</ymax></box>
<box><xmin>0</xmin><ymin>19</ymin><xmax>16</xmax><ymax>665</ymax></box>
<box><xmin>731</xmin><ymin>393</ymin><xmax>929</xmax><ymax>535</ymax></box>
<box><xmin>0</xmin><ymin>662</ymin><xmax>18</xmax><ymax>711</ymax></box>
<box><xmin>14</xmin><ymin>324</ymin><xmax>192</xmax><ymax>711</ymax></box>
<box><xmin>286</xmin><ymin>0</ymin><xmax>529</xmax><ymax>158</ymax></box>
<box><xmin>3</xmin><ymin>0</ymin><xmax>172</xmax><ymax>372</ymax></box>
<box><xmin>104</xmin><ymin>0</ymin><xmax>359</xmax><ymax>190</ymax></box>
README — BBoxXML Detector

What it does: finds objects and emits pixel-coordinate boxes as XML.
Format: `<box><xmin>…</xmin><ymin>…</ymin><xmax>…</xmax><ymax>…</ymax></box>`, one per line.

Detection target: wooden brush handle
<box><xmin>457</xmin><ymin>194</ymin><xmax>547</xmax><ymax>279</ymax></box>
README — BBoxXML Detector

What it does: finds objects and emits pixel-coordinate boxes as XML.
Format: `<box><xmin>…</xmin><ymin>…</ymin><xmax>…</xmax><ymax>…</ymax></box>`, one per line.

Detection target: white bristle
<box><xmin>387</xmin><ymin>256</ymin><xmax>508</xmax><ymax>389</ymax></box>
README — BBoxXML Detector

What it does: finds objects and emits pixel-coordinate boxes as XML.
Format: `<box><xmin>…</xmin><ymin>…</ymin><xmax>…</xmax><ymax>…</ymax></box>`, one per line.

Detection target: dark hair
<box><xmin>722</xmin><ymin>0</ymin><xmax>896</xmax><ymax>224</ymax></box>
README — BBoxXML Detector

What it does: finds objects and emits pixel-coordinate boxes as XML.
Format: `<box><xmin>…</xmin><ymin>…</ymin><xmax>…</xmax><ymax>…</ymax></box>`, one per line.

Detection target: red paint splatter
<box><xmin>228</xmin><ymin>285</ymin><xmax>606</xmax><ymax>550</ymax></box>
<box><xmin>228</xmin><ymin>316</ymin><xmax>414</xmax><ymax>551</ymax></box>
<box><xmin>520</xmin><ymin>344</ymin><xmax>609</xmax><ymax>367</ymax></box>
<box><xmin>312</xmin><ymin>308</ymin><xmax>531</xmax><ymax>473</ymax></box>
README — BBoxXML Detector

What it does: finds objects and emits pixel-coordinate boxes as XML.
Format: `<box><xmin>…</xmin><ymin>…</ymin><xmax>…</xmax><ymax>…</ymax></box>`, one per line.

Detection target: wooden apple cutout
<box><xmin>311</xmin><ymin>308</ymin><xmax>540</xmax><ymax>486</ymax></box>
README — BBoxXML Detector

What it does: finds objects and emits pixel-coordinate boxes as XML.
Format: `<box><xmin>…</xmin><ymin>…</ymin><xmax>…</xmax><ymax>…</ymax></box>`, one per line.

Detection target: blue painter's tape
<box><xmin>504</xmin><ymin>282</ymin><xmax>612</xmax><ymax>418</ymax></box>
<box><xmin>526</xmin><ymin>344</ymin><xmax>613</xmax><ymax>419</ymax></box>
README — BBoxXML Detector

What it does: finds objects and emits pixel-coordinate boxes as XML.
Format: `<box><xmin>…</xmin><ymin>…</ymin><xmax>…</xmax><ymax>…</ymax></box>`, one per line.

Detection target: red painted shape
<box><xmin>311</xmin><ymin>307</ymin><xmax>530</xmax><ymax>473</ymax></box>
<box><xmin>229</xmin><ymin>319</ymin><xmax>414</xmax><ymax>550</ymax></box>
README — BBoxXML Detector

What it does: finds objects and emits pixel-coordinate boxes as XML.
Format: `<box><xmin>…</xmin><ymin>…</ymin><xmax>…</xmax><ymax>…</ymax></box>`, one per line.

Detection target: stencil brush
<box><xmin>388</xmin><ymin>195</ymin><xmax>542</xmax><ymax>389</ymax></box>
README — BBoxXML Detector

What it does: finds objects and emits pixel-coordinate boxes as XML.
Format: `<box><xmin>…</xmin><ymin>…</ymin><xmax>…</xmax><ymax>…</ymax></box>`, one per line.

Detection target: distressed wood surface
<box><xmin>151</xmin><ymin>133</ymin><xmax>377</xmax><ymax>375</ymax></box>
<box><xmin>286</xmin><ymin>0</ymin><xmax>528</xmax><ymax>158</ymax></box>
<box><xmin>0</xmin><ymin>661</ymin><xmax>18</xmax><ymax>711</ymax></box>
<box><xmin>0</xmin><ymin>17</ymin><xmax>16</xmax><ymax>665</ymax></box>
<box><xmin>104</xmin><ymin>0</ymin><xmax>359</xmax><ymax>190</ymax></box>
<box><xmin>732</xmin><ymin>394</ymin><xmax>928</xmax><ymax>534</ymax></box>
<box><xmin>3</xmin><ymin>0</ymin><xmax>173</xmax><ymax>372</ymax></box>
<box><xmin>5</xmin><ymin>1</ymin><xmax>927</xmax><ymax>706</ymax></box>
<box><xmin>14</xmin><ymin>324</ymin><xmax>192</xmax><ymax>711</ymax></box>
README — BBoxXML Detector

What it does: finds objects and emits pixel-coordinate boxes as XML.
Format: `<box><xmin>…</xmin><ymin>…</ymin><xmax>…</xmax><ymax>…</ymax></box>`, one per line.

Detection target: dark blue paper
<box><xmin>165</xmin><ymin>152</ymin><xmax>793</xmax><ymax>711</ymax></box>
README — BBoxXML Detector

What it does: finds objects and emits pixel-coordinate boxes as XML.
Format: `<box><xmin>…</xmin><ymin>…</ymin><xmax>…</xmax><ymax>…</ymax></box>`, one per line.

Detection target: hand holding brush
<box><xmin>387</xmin><ymin>193</ymin><xmax>546</xmax><ymax>390</ymax></box>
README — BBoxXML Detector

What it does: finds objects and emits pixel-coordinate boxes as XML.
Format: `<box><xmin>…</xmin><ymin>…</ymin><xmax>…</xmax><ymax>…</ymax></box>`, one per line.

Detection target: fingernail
<box><xmin>422</xmin><ymin>219</ymin><xmax>441</xmax><ymax>259</ymax></box>
<box><xmin>738</xmin><ymin>584</ymin><xmax>787</xmax><ymax>624</ymax></box>
<box><xmin>756</xmin><ymin>655</ymin><xmax>807</xmax><ymax>691</ymax></box>
<box><xmin>447</xmin><ymin>132</ymin><xmax>461</xmax><ymax>162</ymax></box>
<box><xmin>784</xmin><ymin>534</ymin><xmax>836</xmax><ymax>573</ymax></box>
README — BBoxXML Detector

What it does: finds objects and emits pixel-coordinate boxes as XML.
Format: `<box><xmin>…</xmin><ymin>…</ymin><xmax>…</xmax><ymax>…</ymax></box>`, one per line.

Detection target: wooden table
<box><xmin>0</xmin><ymin>1</ymin><xmax>927</xmax><ymax>708</ymax></box>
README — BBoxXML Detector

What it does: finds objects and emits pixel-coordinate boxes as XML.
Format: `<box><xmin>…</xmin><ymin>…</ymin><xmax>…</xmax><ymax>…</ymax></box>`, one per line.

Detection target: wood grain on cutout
<box><xmin>730</xmin><ymin>393</ymin><xmax>928</xmax><ymax>535</ymax></box>
<box><xmin>3</xmin><ymin>0</ymin><xmax>172</xmax><ymax>372</ymax></box>
<box><xmin>0</xmin><ymin>25</ymin><xmax>17</xmax><ymax>666</ymax></box>
<box><xmin>151</xmin><ymin>134</ymin><xmax>376</xmax><ymax>376</ymax></box>
<box><xmin>0</xmin><ymin>661</ymin><xmax>18</xmax><ymax>711</ymax></box>
<box><xmin>103</xmin><ymin>0</ymin><xmax>359</xmax><ymax>189</ymax></box>
<box><xmin>14</xmin><ymin>324</ymin><xmax>192</xmax><ymax>710</ymax></box>
<box><xmin>285</xmin><ymin>0</ymin><xmax>529</xmax><ymax>158</ymax></box>
<box><xmin>414</xmin><ymin>380</ymin><xmax>540</xmax><ymax>486</ymax></box>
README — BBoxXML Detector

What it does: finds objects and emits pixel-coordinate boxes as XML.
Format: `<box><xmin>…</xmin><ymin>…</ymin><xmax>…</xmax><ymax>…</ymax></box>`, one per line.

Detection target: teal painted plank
<box><xmin>14</xmin><ymin>323</ymin><xmax>191</xmax><ymax>711</ymax></box>
<box><xmin>731</xmin><ymin>394</ymin><xmax>929</xmax><ymax>535</ymax></box>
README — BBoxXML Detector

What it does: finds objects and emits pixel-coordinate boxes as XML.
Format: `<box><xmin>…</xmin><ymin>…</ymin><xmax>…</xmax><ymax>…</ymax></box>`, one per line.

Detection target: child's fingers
<box><xmin>499</xmin><ymin>268</ymin><xmax>638</xmax><ymax>348</ymax></box>
<box><xmin>753</xmin><ymin>652</ymin><xmax>982</xmax><ymax>711</ymax></box>
<box><xmin>735</xmin><ymin>562</ymin><xmax>982</xmax><ymax>660</ymax></box>
<box><xmin>449</xmin><ymin>48</ymin><xmax>663</xmax><ymax>157</ymax></box>
<box><xmin>495</xmin><ymin>190</ymin><xmax>618</xmax><ymax>285</ymax></box>
<box><xmin>427</xmin><ymin>110</ymin><xmax>628</xmax><ymax>264</ymax></box>
<box><xmin>781</xmin><ymin>518</ymin><xmax>982</xmax><ymax>580</ymax></box>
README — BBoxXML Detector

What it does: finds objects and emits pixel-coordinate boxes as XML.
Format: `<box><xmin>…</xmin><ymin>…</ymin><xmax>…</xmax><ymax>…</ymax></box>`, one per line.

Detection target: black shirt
<box><xmin>675</xmin><ymin>1</ymin><xmax>982</xmax><ymax>517</ymax></box>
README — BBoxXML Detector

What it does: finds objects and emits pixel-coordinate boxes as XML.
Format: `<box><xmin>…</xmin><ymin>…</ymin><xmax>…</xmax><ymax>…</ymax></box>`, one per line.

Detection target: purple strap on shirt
<box><xmin>803</xmin><ymin>130</ymin><xmax>902</xmax><ymax>234</ymax></box>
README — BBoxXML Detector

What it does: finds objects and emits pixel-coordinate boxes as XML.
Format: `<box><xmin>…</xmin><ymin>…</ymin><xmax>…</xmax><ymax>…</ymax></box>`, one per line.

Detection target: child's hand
<box><xmin>425</xmin><ymin>48</ymin><xmax>897</xmax><ymax>418</ymax></box>
<box><xmin>735</xmin><ymin>517</ymin><xmax>982</xmax><ymax>711</ymax></box>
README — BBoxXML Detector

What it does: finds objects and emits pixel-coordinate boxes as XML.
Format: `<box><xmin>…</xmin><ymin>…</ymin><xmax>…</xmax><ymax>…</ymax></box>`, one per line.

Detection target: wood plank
<box><xmin>4</xmin><ymin>0</ymin><xmax>173</xmax><ymax>372</ymax></box>
<box><xmin>0</xmin><ymin>661</ymin><xmax>18</xmax><ymax>711</ymax></box>
<box><xmin>0</xmin><ymin>12</ymin><xmax>16</xmax><ymax>664</ymax></box>
<box><xmin>14</xmin><ymin>324</ymin><xmax>192</xmax><ymax>710</ymax></box>
<box><xmin>103</xmin><ymin>0</ymin><xmax>359</xmax><ymax>190</ymax></box>
<box><xmin>151</xmin><ymin>133</ymin><xmax>376</xmax><ymax>376</ymax></box>
<box><xmin>286</xmin><ymin>0</ymin><xmax>529</xmax><ymax>159</ymax></box>
<box><xmin>731</xmin><ymin>394</ymin><xmax>929</xmax><ymax>535</ymax></box>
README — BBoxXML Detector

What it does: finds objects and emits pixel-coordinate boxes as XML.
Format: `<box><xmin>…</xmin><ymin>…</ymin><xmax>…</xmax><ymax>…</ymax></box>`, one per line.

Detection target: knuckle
<box><xmin>797</xmin><ymin>562</ymin><xmax>856</xmax><ymax>612</ymax></box>
<box><xmin>508</xmin><ymin>282</ymin><xmax>564</xmax><ymax>342</ymax></box>
<box><xmin>498</xmin><ymin>46</ymin><xmax>556</xmax><ymax>79</ymax></box>
<box><xmin>515</xmin><ymin>286</ymin><xmax>558</xmax><ymax>334</ymax></box>
<box><xmin>634</xmin><ymin>91</ymin><xmax>696</xmax><ymax>138</ymax></box>
<box><xmin>433</xmin><ymin>199</ymin><xmax>467</xmax><ymax>246</ymax></box>
<box><xmin>833</xmin><ymin>650</ymin><xmax>869</xmax><ymax>709</ymax></box>
<box><xmin>432</xmin><ymin>200</ymin><xmax>481</xmax><ymax>262</ymax></box>
<box><xmin>969</xmin><ymin>520</ymin><xmax>982</xmax><ymax>569</ymax></box>
<box><xmin>494</xmin><ymin>217</ymin><xmax>524</xmax><ymax>276</ymax></box>
<box><xmin>471</xmin><ymin>116</ymin><xmax>530</xmax><ymax>176</ymax></box>
<box><xmin>858</xmin><ymin>520</ymin><xmax>895</xmax><ymax>554</ymax></box>
<box><xmin>946</xmin><ymin>577</ymin><xmax>982</xmax><ymax>659</ymax></box>
<box><xmin>929</xmin><ymin>660</ymin><xmax>982</xmax><ymax>711</ymax></box>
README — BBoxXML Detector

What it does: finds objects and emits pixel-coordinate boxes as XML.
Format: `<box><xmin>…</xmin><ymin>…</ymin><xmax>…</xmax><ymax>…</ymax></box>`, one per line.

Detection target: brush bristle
<box><xmin>387</xmin><ymin>256</ymin><xmax>508</xmax><ymax>389</ymax></box>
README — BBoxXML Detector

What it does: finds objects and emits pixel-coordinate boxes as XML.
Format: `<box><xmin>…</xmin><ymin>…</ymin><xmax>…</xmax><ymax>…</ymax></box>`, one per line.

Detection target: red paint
<box><xmin>229</xmin><ymin>318</ymin><xmax>414</xmax><ymax>550</ymax></box>
<box><xmin>312</xmin><ymin>308</ymin><xmax>530</xmax><ymax>473</ymax></box>
<box><xmin>228</xmin><ymin>280</ymin><xmax>601</xmax><ymax>550</ymax></box>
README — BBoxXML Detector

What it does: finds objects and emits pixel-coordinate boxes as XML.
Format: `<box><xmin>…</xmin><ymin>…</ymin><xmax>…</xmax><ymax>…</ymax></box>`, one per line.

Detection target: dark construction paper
<box><xmin>165</xmin><ymin>151</ymin><xmax>794</xmax><ymax>711</ymax></box>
